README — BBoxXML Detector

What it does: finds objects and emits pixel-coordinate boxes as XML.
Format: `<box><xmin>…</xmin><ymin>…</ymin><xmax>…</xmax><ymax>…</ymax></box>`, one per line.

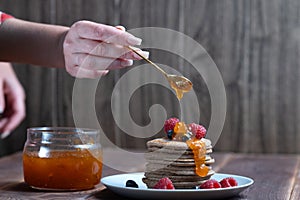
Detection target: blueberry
<box><xmin>126</xmin><ymin>180</ymin><xmax>138</xmax><ymax>188</ymax></box>
<box><xmin>167</xmin><ymin>130</ymin><xmax>173</xmax><ymax>139</ymax></box>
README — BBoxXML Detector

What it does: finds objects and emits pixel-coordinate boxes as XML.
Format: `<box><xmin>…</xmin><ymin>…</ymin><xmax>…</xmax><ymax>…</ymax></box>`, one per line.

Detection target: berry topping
<box><xmin>188</xmin><ymin>123</ymin><xmax>206</xmax><ymax>139</ymax></box>
<box><xmin>125</xmin><ymin>180</ymin><xmax>139</xmax><ymax>188</ymax></box>
<box><xmin>220</xmin><ymin>177</ymin><xmax>238</xmax><ymax>188</ymax></box>
<box><xmin>167</xmin><ymin>130</ymin><xmax>174</xmax><ymax>139</ymax></box>
<box><xmin>164</xmin><ymin>118</ymin><xmax>180</xmax><ymax>134</ymax></box>
<box><xmin>153</xmin><ymin>177</ymin><xmax>175</xmax><ymax>189</ymax></box>
<box><xmin>199</xmin><ymin>179</ymin><xmax>221</xmax><ymax>189</ymax></box>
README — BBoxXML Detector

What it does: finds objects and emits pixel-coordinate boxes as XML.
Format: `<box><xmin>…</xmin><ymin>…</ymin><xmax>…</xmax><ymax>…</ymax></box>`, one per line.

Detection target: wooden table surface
<box><xmin>0</xmin><ymin>149</ymin><xmax>299</xmax><ymax>200</ymax></box>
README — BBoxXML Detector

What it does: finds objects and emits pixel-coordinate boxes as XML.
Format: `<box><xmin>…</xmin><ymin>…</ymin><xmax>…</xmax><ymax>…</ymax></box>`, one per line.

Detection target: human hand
<box><xmin>0</xmin><ymin>62</ymin><xmax>25</xmax><ymax>138</ymax></box>
<box><xmin>63</xmin><ymin>21</ymin><xmax>149</xmax><ymax>78</ymax></box>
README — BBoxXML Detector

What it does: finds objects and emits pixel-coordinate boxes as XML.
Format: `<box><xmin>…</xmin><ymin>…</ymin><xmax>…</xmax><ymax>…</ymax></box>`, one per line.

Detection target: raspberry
<box><xmin>188</xmin><ymin>123</ymin><xmax>206</xmax><ymax>139</ymax></box>
<box><xmin>199</xmin><ymin>179</ymin><xmax>221</xmax><ymax>189</ymax></box>
<box><xmin>220</xmin><ymin>177</ymin><xmax>238</xmax><ymax>188</ymax></box>
<box><xmin>153</xmin><ymin>177</ymin><xmax>175</xmax><ymax>189</ymax></box>
<box><xmin>164</xmin><ymin>118</ymin><xmax>179</xmax><ymax>134</ymax></box>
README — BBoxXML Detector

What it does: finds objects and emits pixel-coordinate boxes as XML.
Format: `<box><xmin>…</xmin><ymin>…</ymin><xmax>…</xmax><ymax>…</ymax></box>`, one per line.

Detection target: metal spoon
<box><xmin>128</xmin><ymin>46</ymin><xmax>193</xmax><ymax>99</ymax></box>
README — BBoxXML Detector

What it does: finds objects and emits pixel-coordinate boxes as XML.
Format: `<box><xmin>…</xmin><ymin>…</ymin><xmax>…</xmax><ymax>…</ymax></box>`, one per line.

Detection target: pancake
<box><xmin>147</xmin><ymin>138</ymin><xmax>212</xmax><ymax>149</ymax></box>
<box><xmin>144</xmin><ymin>170</ymin><xmax>214</xmax><ymax>181</ymax></box>
<box><xmin>143</xmin><ymin>137</ymin><xmax>215</xmax><ymax>189</ymax></box>
<box><xmin>143</xmin><ymin>177</ymin><xmax>211</xmax><ymax>189</ymax></box>
<box><xmin>145</xmin><ymin>157</ymin><xmax>215</xmax><ymax>167</ymax></box>
<box><xmin>143</xmin><ymin>169</ymin><xmax>215</xmax><ymax>189</ymax></box>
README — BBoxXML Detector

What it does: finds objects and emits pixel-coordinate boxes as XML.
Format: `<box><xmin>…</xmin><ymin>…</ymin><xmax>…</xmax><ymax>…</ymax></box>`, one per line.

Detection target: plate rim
<box><xmin>101</xmin><ymin>172</ymin><xmax>254</xmax><ymax>192</ymax></box>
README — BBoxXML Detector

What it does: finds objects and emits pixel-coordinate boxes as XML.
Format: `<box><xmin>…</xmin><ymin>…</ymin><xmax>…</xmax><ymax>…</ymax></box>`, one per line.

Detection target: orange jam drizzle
<box><xmin>170</xmin><ymin>80</ymin><xmax>192</xmax><ymax>100</ymax></box>
<box><xmin>186</xmin><ymin>138</ymin><xmax>209</xmax><ymax>177</ymax></box>
<box><xmin>173</xmin><ymin>122</ymin><xmax>188</xmax><ymax>140</ymax></box>
<box><xmin>23</xmin><ymin>149</ymin><xmax>102</xmax><ymax>190</ymax></box>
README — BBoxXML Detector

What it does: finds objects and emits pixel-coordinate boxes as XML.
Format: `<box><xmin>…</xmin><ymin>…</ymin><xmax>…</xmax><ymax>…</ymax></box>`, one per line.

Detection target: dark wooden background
<box><xmin>1</xmin><ymin>0</ymin><xmax>300</xmax><ymax>156</ymax></box>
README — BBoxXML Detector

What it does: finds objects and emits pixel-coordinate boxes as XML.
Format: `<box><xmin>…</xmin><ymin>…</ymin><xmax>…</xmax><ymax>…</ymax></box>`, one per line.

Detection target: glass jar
<box><xmin>23</xmin><ymin>127</ymin><xmax>102</xmax><ymax>191</ymax></box>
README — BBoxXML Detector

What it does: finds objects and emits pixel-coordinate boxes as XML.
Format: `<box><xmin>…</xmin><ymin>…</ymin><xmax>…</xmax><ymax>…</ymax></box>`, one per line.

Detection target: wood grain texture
<box><xmin>290</xmin><ymin>158</ymin><xmax>300</xmax><ymax>200</ymax></box>
<box><xmin>218</xmin><ymin>154</ymin><xmax>300</xmax><ymax>200</ymax></box>
<box><xmin>183</xmin><ymin>0</ymin><xmax>300</xmax><ymax>153</ymax></box>
<box><xmin>1</xmin><ymin>0</ymin><xmax>300</xmax><ymax>154</ymax></box>
<box><xmin>0</xmin><ymin>151</ymin><xmax>299</xmax><ymax>199</ymax></box>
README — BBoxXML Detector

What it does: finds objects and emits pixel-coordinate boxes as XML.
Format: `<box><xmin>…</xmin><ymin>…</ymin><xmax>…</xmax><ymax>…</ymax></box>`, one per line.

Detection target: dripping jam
<box><xmin>169</xmin><ymin>78</ymin><xmax>193</xmax><ymax>100</ymax></box>
<box><xmin>186</xmin><ymin>138</ymin><xmax>210</xmax><ymax>177</ymax></box>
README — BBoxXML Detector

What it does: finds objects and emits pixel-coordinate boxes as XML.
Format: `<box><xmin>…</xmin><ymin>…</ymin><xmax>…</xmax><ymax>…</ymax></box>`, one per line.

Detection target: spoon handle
<box><xmin>127</xmin><ymin>46</ymin><xmax>167</xmax><ymax>77</ymax></box>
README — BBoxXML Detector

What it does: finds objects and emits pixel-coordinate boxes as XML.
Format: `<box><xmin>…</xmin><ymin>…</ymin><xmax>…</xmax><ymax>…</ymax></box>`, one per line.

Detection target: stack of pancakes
<box><xmin>143</xmin><ymin>138</ymin><xmax>215</xmax><ymax>189</ymax></box>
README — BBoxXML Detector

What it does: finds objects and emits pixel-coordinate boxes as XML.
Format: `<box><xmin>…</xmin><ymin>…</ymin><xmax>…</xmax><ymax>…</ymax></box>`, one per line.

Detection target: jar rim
<box><xmin>27</xmin><ymin>127</ymin><xmax>100</xmax><ymax>134</ymax></box>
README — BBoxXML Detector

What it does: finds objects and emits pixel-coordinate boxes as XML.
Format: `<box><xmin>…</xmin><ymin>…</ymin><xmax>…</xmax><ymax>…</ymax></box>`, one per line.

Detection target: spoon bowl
<box><xmin>128</xmin><ymin>46</ymin><xmax>193</xmax><ymax>99</ymax></box>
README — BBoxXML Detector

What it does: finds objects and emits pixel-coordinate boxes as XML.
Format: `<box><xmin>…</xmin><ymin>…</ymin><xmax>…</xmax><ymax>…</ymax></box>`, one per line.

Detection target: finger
<box><xmin>1</xmin><ymin>131</ymin><xmax>11</xmax><ymax>139</ymax></box>
<box><xmin>73</xmin><ymin>21</ymin><xmax>142</xmax><ymax>46</ymax></box>
<box><xmin>0</xmin><ymin>81</ymin><xmax>5</xmax><ymax>114</ymax></box>
<box><xmin>76</xmin><ymin>54</ymin><xmax>134</xmax><ymax>70</ymax></box>
<box><xmin>0</xmin><ymin>107</ymin><xmax>25</xmax><ymax>133</ymax></box>
<box><xmin>0</xmin><ymin>92</ymin><xmax>25</xmax><ymax>133</ymax></box>
<box><xmin>0</xmin><ymin>118</ymin><xmax>9</xmax><ymax>138</ymax></box>
<box><xmin>69</xmin><ymin>68</ymin><xmax>109</xmax><ymax>79</ymax></box>
<box><xmin>0</xmin><ymin>112</ymin><xmax>23</xmax><ymax>133</ymax></box>
<box><xmin>0</xmin><ymin>110</ymin><xmax>25</xmax><ymax>134</ymax></box>
<box><xmin>88</xmin><ymin>42</ymin><xmax>149</xmax><ymax>60</ymax></box>
<box><xmin>0</xmin><ymin>118</ymin><xmax>7</xmax><ymax>129</ymax></box>
<box><xmin>73</xmin><ymin>39</ymin><xmax>149</xmax><ymax>60</ymax></box>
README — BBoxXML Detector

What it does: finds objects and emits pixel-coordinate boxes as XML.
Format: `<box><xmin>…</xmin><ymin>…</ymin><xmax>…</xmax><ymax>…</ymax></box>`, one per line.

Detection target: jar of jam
<box><xmin>23</xmin><ymin>127</ymin><xmax>102</xmax><ymax>190</ymax></box>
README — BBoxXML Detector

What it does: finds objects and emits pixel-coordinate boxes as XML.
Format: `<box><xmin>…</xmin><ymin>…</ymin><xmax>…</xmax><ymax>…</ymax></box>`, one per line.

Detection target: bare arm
<box><xmin>0</xmin><ymin>18</ymin><xmax>68</xmax><ymax>68</ymax></box>
<box><xmin>0</xmin><ymin>18</ymin><xmax>149</xmax><ymax>78</ymax></box>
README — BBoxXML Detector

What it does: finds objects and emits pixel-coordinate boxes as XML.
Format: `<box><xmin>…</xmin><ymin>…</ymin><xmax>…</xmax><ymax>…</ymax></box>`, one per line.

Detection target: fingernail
<box><xmin>1</xmin><ymin>131</ymin><xmax>11</xmax><ymax>139</ymax></box>
<box><xmin>127</xmin><ymin>35</ymin><xmax>142</xmax><ymax>46</ymax></box>
<box><xmin>121</xmin><ymin>60</ymin><xmax>133</xmax><ymax>67</ymax></box>
<box><xmin>116</xmin><ymin>25</ymin><xmax>126</xmax><ymax>31</ymax></box>
<box><xmin>131</xmin><ymin>48</ymin><xmax>149</xmax><ymax>59</ymax></box>
<box><xmin>140</xmin><ymin>51</ymin><xmax>149</xmax><ymax>59</ymax></box>
<box><xmin>95</xmin><ymin>70</ymin><xmax>109</xmax><ymax>77</ymax></box>
<box><xmin>103</xmin><ymin>70</ymin><xmax>110</xmax><ymax>75</ymax></box>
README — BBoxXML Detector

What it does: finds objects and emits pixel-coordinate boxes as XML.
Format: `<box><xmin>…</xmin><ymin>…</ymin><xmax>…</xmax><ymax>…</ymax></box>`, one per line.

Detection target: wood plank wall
<box><xmin>0</xmin><ymin>0</ymin><xmax>300</xmax><ymax>155</ymax></box>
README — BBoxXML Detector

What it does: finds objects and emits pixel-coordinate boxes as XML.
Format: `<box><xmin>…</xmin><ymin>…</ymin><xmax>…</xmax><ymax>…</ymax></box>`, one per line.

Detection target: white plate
<box><xmin>101</xmin><ymin>172</ymin><xmax>254</xmax><ymax>200</ymax></box>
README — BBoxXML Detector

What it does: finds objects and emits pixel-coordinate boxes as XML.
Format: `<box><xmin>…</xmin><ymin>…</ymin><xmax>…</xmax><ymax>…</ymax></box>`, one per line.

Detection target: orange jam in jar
<box><xmin>23</xmin><ymin>127</ymin><xmax>102</xmax><ymax>191</ymax></box>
